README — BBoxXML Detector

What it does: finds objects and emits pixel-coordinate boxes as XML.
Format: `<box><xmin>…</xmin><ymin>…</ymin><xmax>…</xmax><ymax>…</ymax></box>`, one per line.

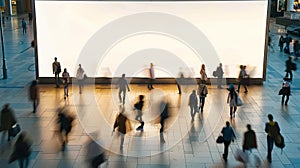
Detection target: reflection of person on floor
<box><xmin>134</xmin><ymin>95</ymin><xmax>145</xmax><ymax>131</ymax></box>
<box><xmin>62</xmin><ymin>68</ymin><xmax>70</xmax><ymax>99</ymax></box>
<box><xmin>57</xmin><ymin>107</ymin><xmax>74</xmax><ymax>149</ymax></box>
<box><xmin>242</xmin><ymin>124</ymin><xmax>257</xmax><ymax>152</ymax></box>
<box><xmin>0</xmin><ymin>103</ymin><xmax>17</xmax><ymax>141</ymax></box>
<box><xmin>198</xmin><ymin>80</ymin><xmax>208</xmax><ymax>113</ymax></box>
<box><xmin>117</xmin><ymin>74</ymin><xmax>130</xmax><ymax>105</ymax></box>
<box><xmin>148</xmin><ymin>63</ymin><xmax>155</xmax><ymax>90</ymax></box>
<box><xmin>52</xmin><ymin>57</ymin><xmax>61</xmax><ymax>88</ymax></box>
<box><xmin>188</xmin><ymin>90</ymin><xmax>198</xmax><ymax>121</ymax></box>
<box><xmin>113</xmin><ymin>107</ymin><xmax>130</xmax><ymax>149</ymax></box>
<box><xmin>76</xmin><ymin>64</ymin><xmax>85</xmax><ymax>94</ymax></box>
<box><xmin>29</xmin><ymin>80</ymin><xmax>39</xmax><ymax>113</ymax></box>
<box><xmin>221</xmin><ymin>121</ymin><xmax>236</xmax><ymax>162</ymax></box>
<box><xmin>159</xmin><ymin>101</ymin><xmax>169</xmax><ymax>143</ymax></box>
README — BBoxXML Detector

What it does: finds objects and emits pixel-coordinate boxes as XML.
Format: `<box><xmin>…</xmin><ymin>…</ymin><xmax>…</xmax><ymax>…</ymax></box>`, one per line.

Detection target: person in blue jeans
<box><xmin>221</xmin><ymin>121</ymin><xmax>236</xmax><ymax>162</ymax></box>
<box><xmin>265</xmin><ymin>114</ymin><xmax>280</xmax><ymax>163</ymax></box>
<box><xmin>198</xmin><ymin>80</ymin><xmax>208</xmax><ymax>113</ymax></box>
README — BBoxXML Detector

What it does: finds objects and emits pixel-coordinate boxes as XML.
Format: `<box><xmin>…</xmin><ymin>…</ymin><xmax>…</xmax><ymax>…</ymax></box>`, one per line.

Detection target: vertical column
<box><xmin>286</xmin><ymin>0</ymin><xmax>295</xmax><ymax>11</ymax></box>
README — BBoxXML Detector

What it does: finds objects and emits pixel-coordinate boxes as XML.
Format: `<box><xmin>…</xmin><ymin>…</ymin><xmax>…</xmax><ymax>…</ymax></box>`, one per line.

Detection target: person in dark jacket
<box><xmin>265</xmin><ymin>114</ymin><xmax>280</xmax><ymax>163</ymax></box>
<box><xmin>9</xmin><ymin>131</ymin><xmax>32</xmax><ymax>168</ymax></box>
<box><xmin>0</xmin><ymin>104</ymin><xmax>17</xmax><ymax>141</ymax></box>
<box><xmin>135</xmin><ymin>95</ymin><xmax>145</xmax><ymax>131</ymax></box>
<box><xmin>113</xmin><ymin>107</ymin><xmax>130</xmax><ymax>149</ymax></box>
<box><xmin>160</xmin><ymin>101</ymin><xmax>169</xmax><ymax>143</ymax></box>
<box><xmin>29</xmin><ymin>80</ymin><xmax>39</xmax><ymax>113</ymax></box>
<box><xmin>243</xmin><ymin>124</ymin><xmax>257</xmax><ymax>152</ymax></box>
<box><xmin>278</xmin><ymin>35</ymin><xmax>284</xmax><ymax>52</ymax></box>
<box><xmin>117</xmin><ymin>74</ymin><xmax>130</xmax><ymax>105</ymax></box>
<box><xmin>57</xmin><ymin>107</ymin><xmax>74</xmax><ymax>148</ymax></box>
<box><xmin>279</xmin><ymin>79</ymin><xmax>291</xmax><ymax>105</ymax></box>
<box><xmin>285</xmin><ymin>56</ymin><xmax>294</xmax><ymax>81</ymax></box>
<box><xmin>188</xmin><ymin>90</ymin><xmax>198</xmax><ymax>120</ymax></box>
<box><xmin>221</xmin><ymin>121</ymin><xmax>236</xmax><ymax>162</ymax></box>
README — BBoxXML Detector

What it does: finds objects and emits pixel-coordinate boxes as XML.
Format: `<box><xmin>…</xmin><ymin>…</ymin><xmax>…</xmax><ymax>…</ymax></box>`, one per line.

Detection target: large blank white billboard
<box><xmin>35</xmin><ymin>0</ymin><xmax>268</xmax><ymax>78</ymax></box>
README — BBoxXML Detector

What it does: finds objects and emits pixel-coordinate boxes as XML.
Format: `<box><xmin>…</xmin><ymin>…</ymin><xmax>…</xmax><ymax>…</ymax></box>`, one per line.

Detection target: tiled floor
<box><xmin>0</xmin><ymin>16</ymin><xmax>300</xmax><ymax>168</ymax></box>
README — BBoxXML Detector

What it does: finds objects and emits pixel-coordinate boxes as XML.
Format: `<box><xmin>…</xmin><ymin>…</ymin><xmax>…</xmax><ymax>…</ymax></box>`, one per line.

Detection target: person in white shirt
<box><xmin>76</xmin><ymin>64</ymin><xmax>85</xmax><ymax>94</ymax></box>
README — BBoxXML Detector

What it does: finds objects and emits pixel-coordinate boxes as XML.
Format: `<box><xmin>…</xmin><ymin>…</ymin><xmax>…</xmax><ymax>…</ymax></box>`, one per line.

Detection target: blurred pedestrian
<box><xmin>285</xmin><ymin>34</ymin><xmax>292</xmax><ymax>53</ymax></box>
<box><xmin>285</xmin><ymin>56</ymin><xmax>295</xmax><ymax>81</ymax></box>
<box><xmin>237</xmin><ymin>65</ymin><xmax>248</xmax><ymax>93</ymax></box>
<box><xmin>198</xmin><ymin>80</ymin><xmax>208</xmax><ymax>113</ymax></box>
<box><xmin>227</xmin><ymin>84</ymin><xmax>238</xmax><ymax>118</ymax></box>
<box><xmin>278</xmin><ymin>35</ymin><xmax>284</xmax><ymax>52</ymax></box>
<box><xmin>176</xmin><ymin>72</ymin><xmax>184</xmax><ymax>94</ymax></box>
<box><xmin>117</xmin><ymin>74</ymin><xmax>130</xmax><ymax>105</ymax></box>
<box><xmin>221</xmin><ymin>121</ymin><xmax>236</xmax><ymax>162</ymax></box>
<box><xmin>29</xmin><ymin>80</ymin><xmax>39</xmax><ymax>113</ymax></box>
<box><xmin>86</xmin><ymin>132</ymin><xmax>106</xmax><ymax>168</ymax></box>
<box><xmin>159</xmin><ymin>100</ymin><xmax>169</xmax><ymax>143</ymax></box>
<box><xmin>76</xmin><ymin>64</ymin><xmax>85</xmax><ymax>94</ymax></box>
<box><xmin>57</xmin><ymin>107</ymin><xmax>74</xmax><ymax>149</ymax></box>
<box><xmin>9</xmin><ymin>131</ymin><xmax>32</xmax><ymax>168</ymax></box>
<box><xmin>188</xmin><ymin>90</ymin><xmax>198</xmax><ymax>121</ymax></box>
<box><xmin>148</xmin><ymin>63</ymin><xmax>155</xmax><ymax>90</ymax></box>
<box><xmin>21</xmin><ymin>18</ymin><xmax>27</xmax><ymax>34</ymax></box>
<box><xmin>216</xmin><ymin>63</ymin><xmax>224</xmax><ymax>89</ymax></box>
<box><xmin>242</xmin><ymin>124</ymin><xmax>257</xmax><ymax>152</ymax></box>
<box><xmin>265</xmin><ymin>114</ymin><xmax>281</xmax><ymax>163</ymax></box>
<box><xmin>28</xmin><ymin>13</ymin><xmax>32</xmax><ymax>22</ymax></box>
<box><xmin>200</xmin><ymin>64</ymin><xmax>207</xmax><ymax>82</ymax></box>
<box><xmin>52</xmin><ymin>57</ymin><xmax>61</xmax><ymax>88</ymax></box>
<box><xmin>113</xmin><ymin>107</ymin><xmax>130</xmax><ymax>149</ymax></box>
<box><xmin>0</xmin><ymin>104</ymin><xmax>17</xmax><ymax>141</ymax></box>
<box><xmin>134</xmin><ymin>95</ymin><xmax>145</xmax><ymax>131</ymax></box>
<box><xmin>62</xmin><ymin>68</ymin><xmax>70</xmax><ymax>99</ymax></box>
<box><xmin>279</xmin><ymin>79</ymin><xmax>291</xmax><ymax>106</ymax></box>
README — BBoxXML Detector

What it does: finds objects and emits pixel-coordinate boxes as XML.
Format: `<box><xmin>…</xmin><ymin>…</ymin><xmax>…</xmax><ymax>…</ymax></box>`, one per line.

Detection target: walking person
<box><xmin>221</xmin><ymin>121</ymin><xmax>236</xmax><ymax>162</ymax></box>
<box><xmin>0</xmin><ymin>104</ymin><xmax>17</xmax><ymax>141</ymax></box>
<box><xmin>76</xmin><ymin>64</ymin><xmax>85</xmax><ymax>94</ymax></box>
<box><xmin>113</xmin><ymin>107</ymin><xmax>130</xmax><ymax>149</ymax></box>
<box><xmin>188</xmin><ymin>90</ymin><xmax>198</xmax><ymax>121</ymax></box>
<box><xmin>117</xmin><ymin>74</ymin><xmax>130</xmax><ymax>105</ymax></box>
<box><xmin>198</xmin><ymin>80</ymin><xmax>208</xmax><ymax>113</ymax></box>
<box><xmin>265</xmin><ymin>114</ymin><xmax>281</xmax><ymax>163</ymax></box>
<box><xmin>237</xmin><ymin>65</ymin><xmax>248</xmax><ymax>93</ymax></box>
<box><xmin>8</xmin><ymin>131</ymin><xmax>33</xmax><ymax>168</ymax></box>
<box><xmin>86</xmin><ymin>133</ymin><xmax>106</xmax><ymax>168</ymax></box>
<box><xmin>57</xmin><ymin>107</ymin><xmax>74</xmax><ymax>149</ymax></box>
<box><xmin>62</xmin><ymin>68</ymin><xmax>70</xmax><ymax>99</ymax></box>
<box><xmin>227</xmin><ymin>84</ymin><xmax>238</xmax><ymax>118</ymax></box>
<box><xmin>21</xmin><ymin>18</ymin><xmax>27</xmax><ymax>34</ymax></box>
<box><xmin>242</xmin><ymin>124</ymin><xmax>257</xmax><ymax>152</ymax></box>
<box><xmin>284</xmin><ymin>34</ymin><xmax>292</xmax><ymax>53</ymax></box>
<box><xmin>148</xmin><ymin>63</ymin><xmax>155</xmax><ymax>90</ymax></box>
<box><xmin>200</xmin><ymin>64</ymin><xmax>207</xmax><ymax>83</ymax></box>
<box><xmin>159</xmin><ymin>100</ymin><xmax>169</xmax><ymax>143</ymax></box>
<box><xmin>28</xmin><ymin>80</ymin><xmax>39</xmax><ymax>113</ymax></box>
<box><xmin>134</xmin><ymin>95</ymin><xmax>145</xmax><ymax>131</ymax></box>
<box><xmin>216</xmin><ymin>63</ymin><xmax>224</xmax><ymax>89</ymax></box>
<box><xmin>279</xmin><ymin>79</ymin><xmax>291</xmax><ymax>106</ymax></box>
<box><xmin>52</xmin><ymin>57</ymin><xmax>61</xmax><ymax>88</ymax></box>
<box><xmin>278</xmin><ymin>35</ymin><xmax>284</xmax><ymax>52</ymax></box>
<box><xmin>285</xmin><ymin>56</ymin><xmax>295</xmax><ymax>81</ymax></box>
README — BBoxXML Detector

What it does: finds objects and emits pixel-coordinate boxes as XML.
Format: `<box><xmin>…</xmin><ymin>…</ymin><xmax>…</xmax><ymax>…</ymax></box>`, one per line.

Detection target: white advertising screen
<box><xmin>35</xmin><ymin>0</ymin><xmax>268</xmax><ymax>78</ymax></box>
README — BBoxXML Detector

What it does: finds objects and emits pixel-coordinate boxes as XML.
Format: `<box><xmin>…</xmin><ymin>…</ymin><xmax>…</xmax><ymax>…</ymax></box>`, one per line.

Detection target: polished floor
<box><xmin>0</xmin><ymin>16</ymin><xmax>300</xmax><ymax>168</ymax></box>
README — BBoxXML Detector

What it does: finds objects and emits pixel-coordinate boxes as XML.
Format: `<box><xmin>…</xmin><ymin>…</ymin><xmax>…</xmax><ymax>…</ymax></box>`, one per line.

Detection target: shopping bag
<box><xmin>237</xmin><ymin>96</ymin><xmax>243</xmax><ymax>106</ymax></box>
<box><xmin>234</xmin><ymin>148</ymin><xmax>248</xmax><ymax>163</ymax></box>
<box><xmin>10</xmin><ymin>124</ymin><xmax>21</xmax><ymax>137</ymax></box>
<box><xmin>216</xmin><ymin>135</ymin><xmax>224</xmax><ymax>144</ymax></box>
